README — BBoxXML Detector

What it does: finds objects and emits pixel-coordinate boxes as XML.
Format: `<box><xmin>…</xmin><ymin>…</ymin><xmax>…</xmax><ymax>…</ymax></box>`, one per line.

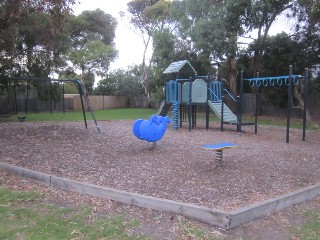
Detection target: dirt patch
<box><xmin>1</xmin><ymin>120</ymin><xmax>319</xmax><ymax>212</ymax></box>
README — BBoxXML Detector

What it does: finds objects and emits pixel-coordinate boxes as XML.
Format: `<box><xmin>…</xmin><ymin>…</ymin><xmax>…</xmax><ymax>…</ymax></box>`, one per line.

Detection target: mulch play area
<box><xmin>1</xmin><ymin>120</ymin><xmax>319</xmax><ymax>212</ymax></box>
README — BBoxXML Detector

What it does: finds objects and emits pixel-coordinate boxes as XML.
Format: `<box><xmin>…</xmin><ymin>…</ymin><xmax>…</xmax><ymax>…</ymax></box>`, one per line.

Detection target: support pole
<box><xmin>238</xmin><ymin>71</ymin><xmax>244</xmax><ymax>132</ymax></box>
<box><xmin>255</xmin><ymin>72</ymin><xmax>259</xmax><ymax>134</ymax></box>
<box><xmin>25</xmin><ymin>80</ymin><xmax>29</xmax><ymax>114</ymax></box>
<box><xmin>77</xmin><ymin>81</ymin><xmax>88</xmax><ymax>129</ymax></box>
<box><xmin>286</xmin><ymin>65</ymin><xmax>293</xmax><ymax>143</ymax></box>
<box><xmin>302</xmin><ymin>68</ymin><xmax>308</xmax><ymax>141</ymax></box>
<box><xmin>206</xmin><ymin>79</ymin><xmax>210</xmax><ymax>130</ymax></box>
<box><xmin>50</xmin><ymin>81</ymin><xmax>53</xmax><ymax>115</ymax></box>
<box><xmin>188</xmin><ymin>76</ymin><xmax>192</xmax><ymax>131</ymax></box>
<box><xmin>221</xmin><ymin>94</ymin><xmax>224</xmax><ymax>132</ymax></box>
<box><xmin>14</xmin><ymin>83</ymin><xmax>18</xmax><ymax>114</ymax></box>
<box><xmin>62</xmin><ymin>82</ymin><xmax>65</xmax><ymax>114</ymax></box>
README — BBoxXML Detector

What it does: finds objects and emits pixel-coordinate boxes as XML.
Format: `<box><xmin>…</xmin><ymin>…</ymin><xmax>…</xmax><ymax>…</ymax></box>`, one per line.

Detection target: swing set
<box><xmin>2</xmin><ymin>77</ymin><xmax>100</xmax><ymax>133</ymax></box>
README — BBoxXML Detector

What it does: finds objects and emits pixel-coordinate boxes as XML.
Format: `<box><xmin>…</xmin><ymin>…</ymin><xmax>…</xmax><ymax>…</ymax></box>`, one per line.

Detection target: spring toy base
<box><xmin>202</xmin><ymin>142</ymin><xmax>236</xmax><ymax>166</ymax></box>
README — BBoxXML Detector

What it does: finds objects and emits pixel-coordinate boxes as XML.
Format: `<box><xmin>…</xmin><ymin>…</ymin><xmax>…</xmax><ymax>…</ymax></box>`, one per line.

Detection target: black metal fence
<box><xmin>0</xmin><ymin>96</ymin><xmax>74</xmax><ymax>114</ymax></box>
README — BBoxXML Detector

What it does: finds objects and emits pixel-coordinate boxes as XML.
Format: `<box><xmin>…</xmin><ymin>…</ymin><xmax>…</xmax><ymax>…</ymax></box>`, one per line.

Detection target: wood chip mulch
<box><xmin>1</xmin><ymin>120</ymin><xmax>319</xmax><ymax>211</ymax></box>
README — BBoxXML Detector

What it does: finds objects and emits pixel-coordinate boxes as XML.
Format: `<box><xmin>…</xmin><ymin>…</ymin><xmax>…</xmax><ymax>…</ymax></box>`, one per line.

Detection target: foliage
<box><xmin>0</xmin><ymin>0</ymin><xmax>75</xmax><ymax>78</ymax></box>
<box><xmin>123</xmin><ymin>0</ymin><xmax>173</xmax><ymax>97</ymax></box>
<box><xmin>66</xmin><ymin>9</ymin><xmax>118</xmax><ymax>93</ymax></box>
<box><xmin>95</xmin><ymin>67</ymin><xmax>144</xmax><ymax>97</ymax></box>
<box><xmin>1</xmin><ymin>0</ymin><xmax>320</xmax><ymax>114</ymax></box>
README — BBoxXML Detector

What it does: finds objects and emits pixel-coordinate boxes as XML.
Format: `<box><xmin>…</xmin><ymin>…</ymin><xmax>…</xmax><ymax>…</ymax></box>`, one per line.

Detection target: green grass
<box><xmin>0</xmin><ymin>187</ymin><xmax>146</xmax><ymax>240</ymax></box>
<box><xmin>1</xmin><ymin>108</ymin><xmax>319</xmax><ymax>130</ymax></box>
<box><xmin>289</xmin><ymin>208</ymin><xmax>320</xmax><ymax>240</ymax></box>
<box><xmin>2</xmin><ymin>108</ymin><xmax>157</xmax><ymax>122</ymax></box>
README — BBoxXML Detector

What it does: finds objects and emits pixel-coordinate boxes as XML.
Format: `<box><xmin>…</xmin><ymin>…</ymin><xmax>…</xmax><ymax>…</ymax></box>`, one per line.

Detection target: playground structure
<box><xmin>2</xmin><ymin>77</ymin><xmax>100</xmax><ymax>133</ymax></box>
<box><xmin>157</xmin><ymin>60</ymin><xmax>309</xmax><ymax>143</ymax></box>
<box><xmin>157</xmin><ymin>60</ymin><xmax>256</xmax><ymax>132</ymax></box>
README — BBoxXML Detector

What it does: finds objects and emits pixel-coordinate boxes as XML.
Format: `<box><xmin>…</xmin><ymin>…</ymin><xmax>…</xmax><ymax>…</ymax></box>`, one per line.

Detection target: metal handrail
<box><xmin>207</xmin><ymin>88</ymin><xmax>220</xmax><ymax>102</ymax></box>
<box><xmin>223</xmin><ymin>89</ymin><xmax>237</xmax><ymax>103</ymax></box>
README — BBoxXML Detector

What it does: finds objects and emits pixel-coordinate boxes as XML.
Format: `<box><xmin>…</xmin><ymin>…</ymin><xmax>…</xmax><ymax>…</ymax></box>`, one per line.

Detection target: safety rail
<box><xmin>208</xmin><ymin>88</ymin><xmax>220</xmax><ymax>102</ymax></box>
<box><xmin>222</xmin><ymin>88</ymin><xmax>237</xmax><ymax>103</ymax></box>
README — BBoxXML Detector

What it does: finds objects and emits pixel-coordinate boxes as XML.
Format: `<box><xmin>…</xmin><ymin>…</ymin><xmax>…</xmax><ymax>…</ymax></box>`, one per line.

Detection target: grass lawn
<box><xmin>0</xmin><ymin>187</ymin><xmax>147</xmax><ymax>240</ymax></box>
<box><xmin>1</xmin><ymin>108</ymin><xmax>319</xmax><ymax>130</ymax></box>
<box><xmin>1</xmin><ymin>108</ymin><xmax>157</xmax><ymax>122</ymax></box>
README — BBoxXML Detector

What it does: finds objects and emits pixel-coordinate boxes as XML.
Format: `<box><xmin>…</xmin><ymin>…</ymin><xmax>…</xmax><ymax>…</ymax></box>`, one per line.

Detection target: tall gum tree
<box><xmin>67</xmin><ymin>9</ymin><xmax>118</xmax><ymax>93</ymax></box>
<box><xmin>122</xmin><ymin>0</ymin><xmax>172</xmax><ymax>98</ymax></box>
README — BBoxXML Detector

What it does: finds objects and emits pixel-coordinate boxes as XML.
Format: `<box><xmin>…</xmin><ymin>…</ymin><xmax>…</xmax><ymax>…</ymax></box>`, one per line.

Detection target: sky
<box><xmin>73</xmin><ymin>1</ymin><xmax>293</xmax><ymax>71</ymax></box>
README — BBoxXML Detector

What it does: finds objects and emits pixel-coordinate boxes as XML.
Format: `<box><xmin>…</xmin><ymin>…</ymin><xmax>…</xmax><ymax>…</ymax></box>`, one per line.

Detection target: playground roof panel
<box><xmin>163</xmin><ymin>60</ymin><xmax>197</xmax><ymax>75</ymax></box>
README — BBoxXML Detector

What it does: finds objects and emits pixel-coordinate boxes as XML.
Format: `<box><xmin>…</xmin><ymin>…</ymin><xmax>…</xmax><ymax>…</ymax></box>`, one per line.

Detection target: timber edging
<box><xmin>1</xmin><ymin>162</ymin><xmax>319</xmax><ymax>229</ymax></box>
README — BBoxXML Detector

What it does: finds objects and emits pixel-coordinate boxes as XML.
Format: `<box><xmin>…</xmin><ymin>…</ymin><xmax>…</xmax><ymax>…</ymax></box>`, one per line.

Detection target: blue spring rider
<box><xmin>133</xmin><ymin>116</ymin><xmax>171</xmax><ymax>143</ymax></box>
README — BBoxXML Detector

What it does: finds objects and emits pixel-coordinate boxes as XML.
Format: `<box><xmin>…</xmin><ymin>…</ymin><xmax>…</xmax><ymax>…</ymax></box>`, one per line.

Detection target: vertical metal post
<box><xmin>14</xmin><ymin>83</ymin><xmax>18</xmax><ymax>114</ymax></box>
<box><xmin>77</xmin><ymin>81</ymin><xmax>88</xmax><ymax>129</ymax></box>
<box><xmin>50</xmin><ymin>81</ymin><xmax>53</xmax><ymax>115</ymax></box>
<box><xmin>221</xmin><ymin>94</ymin><xmax>224</xmax><ymax>132</ymax></box>
<box><xmin>255</xmin><ymin>72</ymin><xmax>259</xmax><ymax>134</ymax></box>
<box><xmin>302</xmin><ymin>68</ymin><xmax>308</xmax><ymax>141</ymax></box>
<box><xmin>238</xmin><ymin>71</ymin><xmax>244</xmax><ymax>132</ymax></box>
<box><xmin>206</xmin><ymin>79</ymin><xmax>209</xmax><ymax>130</ymax></box>
<box><xmin>286</xmin><ymin>65</ymin><xmax>293</xmax><ymax>143</ymax></box>
<box><xmin>62</xmin><ymin>82</ymin><xmax>65</xmax><ymax>114</ymax></box>
<box><xmin>180</xmin><ymin>104</ymin><xmax>183</xmax><ymax>128</ymax></box>
<box><xmin>25</xmin><ymin>80</ymin><xmax>29</xmax><ymax>114</ymax></box>
<box><xmin>188</xmin><ymin>76</ymin><xmax>192</xmax><ymax>131</ymax></box>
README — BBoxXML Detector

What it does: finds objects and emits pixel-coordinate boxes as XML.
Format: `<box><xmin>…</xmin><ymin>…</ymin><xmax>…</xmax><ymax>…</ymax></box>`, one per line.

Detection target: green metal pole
<box><xmin>77</xmin><ymin>80</ymin><xmax>88</xmax><ymax>129</ymax></box>
<box><xmin>302</xmin><ymin>68</ymin><xmax>308</xmax><ymax>141</ymax></box>
<box><xmin>286</xmin><ymin>65</ymin><xmax>293</xmax><ymax>143</ymax></box>
<box><xmin>255</xmin><ymin>72</ymin><xmax>259</xmax><ymax>134</ymax></box>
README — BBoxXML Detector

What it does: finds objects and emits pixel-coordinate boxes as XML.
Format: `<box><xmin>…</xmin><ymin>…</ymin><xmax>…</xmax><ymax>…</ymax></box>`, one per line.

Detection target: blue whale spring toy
<box><xmin>133</xmin><ymin>116</ymin><xmax>171</xmax><ymax>142</ymax></box>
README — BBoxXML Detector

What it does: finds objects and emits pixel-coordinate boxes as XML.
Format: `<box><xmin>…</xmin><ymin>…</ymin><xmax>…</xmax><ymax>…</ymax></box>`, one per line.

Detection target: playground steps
<box><xmin>208</xmin><ymin>100</ymin><xmax>238</xmax><ymax>124</ymax></box>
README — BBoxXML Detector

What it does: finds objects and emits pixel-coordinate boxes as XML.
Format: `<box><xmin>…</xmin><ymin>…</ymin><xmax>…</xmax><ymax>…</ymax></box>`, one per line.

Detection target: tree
<box><xmin>246</xmin><ymin>0</ymin><xmax>293</xmax><ymax>76</ymax></box>
<box><xmin>0</xmin><ymin>0</ymin><xmax>76</xmax><ymax>114</ymax></box>
<box><xmin>68</xmin><ymin>40</ymin><xmax>117</xmax><ymax>92</ymax></box>
<box><xmin>95</xmin><ymin>67</ymin><xmax>144</xmax><ymax>97</ymax></box>
<box><xmin>0</xmin><ymin>0</ymin><xmax>75</xmax><ymax>78</ymax></box>
<box><xmin>122</xmin><ymin>0</ymin><xmax>173</xmax><ymax>98</ymax></box>
<box><xmin>67</xmin><ymin>9</ymin><xmax>118</xmax><ymax>93</ymax></box>
<box><xmin>170</xmin><ymin>0</ymin><xmax>248</xmax><ymax>95</ymax></box>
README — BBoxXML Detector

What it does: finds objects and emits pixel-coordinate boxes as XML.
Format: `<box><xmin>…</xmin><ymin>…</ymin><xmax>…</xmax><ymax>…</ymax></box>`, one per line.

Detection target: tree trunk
<box><xmin>229</xmin><ymin>58</ymin><xmax>237</xmax><ymax>96</ymax></box>
<box><xmin>293</xmin><ymin>84</ymin><xmax>312</xmax><ymax>121</ymax></box>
